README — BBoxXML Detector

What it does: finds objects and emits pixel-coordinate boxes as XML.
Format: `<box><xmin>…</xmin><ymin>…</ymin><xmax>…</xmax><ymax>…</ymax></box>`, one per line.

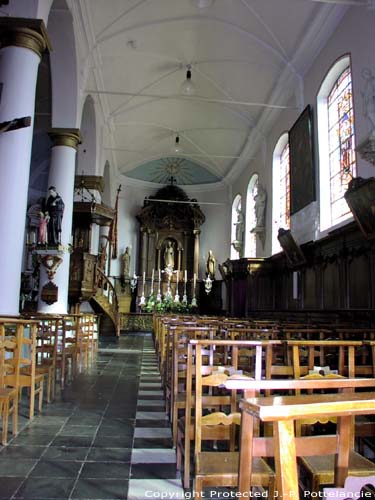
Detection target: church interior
<box><xmin>1</xmin><ymin>0</ymin><xmax>375</xmax><ymax>498</ymax></box>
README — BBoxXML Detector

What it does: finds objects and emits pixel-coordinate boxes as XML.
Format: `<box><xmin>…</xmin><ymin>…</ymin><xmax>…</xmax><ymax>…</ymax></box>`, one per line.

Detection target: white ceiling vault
<box><xmin>72</xmin><ymin>0</ymin><xmax>366</xmax><ymax>187</ymax></box>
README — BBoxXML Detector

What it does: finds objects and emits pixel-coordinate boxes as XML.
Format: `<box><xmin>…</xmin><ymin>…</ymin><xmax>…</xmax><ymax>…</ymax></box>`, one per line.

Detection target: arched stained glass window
<box><xmin>327</xmin><ymin>67</ymin><xmax>356</xmax><ymax>225</ymax></box>
<box><xmin>279</xmin><ymin>142</ymin><xmax>290</xmax><ymax>230</ymax></box>
<box><xmin>272</xmin><ymin>134</ymin><xmax>290</xmax><ymax>254</ymax></box>
<box><xmin>318</xmin><ymin>56</ymin><xmax>357</xmax><ymax>232</ymax></box>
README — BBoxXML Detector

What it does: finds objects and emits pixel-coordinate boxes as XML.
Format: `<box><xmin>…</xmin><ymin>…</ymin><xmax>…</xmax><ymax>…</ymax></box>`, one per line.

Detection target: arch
<box><xmin>272</xmin><ymin>133</ymin><xmax>290</xmax><ymax>254</ymax></box>
<box><xmin>317</xmin><ymin>54</ymin><xmax>357</xmax><ymax>233</ymax></box>
<box><xmin>244</xmin><ymin>173</ymin><xmax>258</xmax><ymax>257</ymax></box>
<box><xmin>77</xmin><ymin>95</ymin><xmax>97</xmax><ymax>176</ymax></box>
<box><xmin>47</xmin><ymin>0</ymin><xmax>78</xmax><ymax>127</ymax></box>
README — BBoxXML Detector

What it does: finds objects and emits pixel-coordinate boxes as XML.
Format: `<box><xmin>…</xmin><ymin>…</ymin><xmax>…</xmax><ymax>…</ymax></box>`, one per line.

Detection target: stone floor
<box><xmin>0</xmin><ymin>333</ymin><xmax>186</xmax><ymax>500</ymax></box>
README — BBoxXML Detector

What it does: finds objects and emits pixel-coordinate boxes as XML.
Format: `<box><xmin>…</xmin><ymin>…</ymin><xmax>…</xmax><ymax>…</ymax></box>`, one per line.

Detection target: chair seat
<box><xmin>300</xmin><ymin>449</ymin><xmax>375</xmax><ymax>485</ymax></box>
<box><xmin>0</xmin><ymin>387</ymin><xmax>17</xmax><ymax>398</ymax></box>
<box><xmin>197</xmin><ymin>451</ymin><xmax>274</xmax><ymax>481</ymax></box>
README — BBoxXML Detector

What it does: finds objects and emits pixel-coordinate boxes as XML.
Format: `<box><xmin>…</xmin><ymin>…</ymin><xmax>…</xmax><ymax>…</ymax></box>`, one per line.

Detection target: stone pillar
<box><xmin>193</xmin><ymin>229</ymin><xmax>200</xmax><ymax>277</ymax></box>
<box><xmin>37</xmin><ymin>129</ymin><xmax>81</xmax><ymax>314</ymax></box>
<box><xmin>0</xmin><ymin>18</ymin><xmax>50</xmax><ymax>316</ymax></box>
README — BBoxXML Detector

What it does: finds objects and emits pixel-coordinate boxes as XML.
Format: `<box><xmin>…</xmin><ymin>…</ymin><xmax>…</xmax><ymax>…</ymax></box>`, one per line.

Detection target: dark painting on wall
<box><xmin>344</xmin><ymin>176</ymin><xmax>375</xmax><ymax>240</ymax></box>
<box><xmin>288</xmin><ymin>105</ymin><xmax>316</xmax><ymax>215</ymax></box>
<box><xmin>277</xmin><ymin>228</ymin><xmax>306</xmax><ymax>268</ymax></box>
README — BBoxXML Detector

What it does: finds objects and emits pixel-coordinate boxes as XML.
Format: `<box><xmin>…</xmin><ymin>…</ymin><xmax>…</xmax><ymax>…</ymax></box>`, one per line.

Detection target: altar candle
<box><xmin>184</xmin><ymin>269</ymin><xmax>187</xmax><ymax>282</ymax></box>
<box><xmin>193</xmin><ymin>273</ymin><xmax>196</xmax><ymax>291</ymax></box>
<box><xmin>143</xmin><ymin>271</ymin><xmax>145</xmax><ymax>285</ymax></box>
<box><xmin>151</xmin><ymin>269</ymin><xmax>155</xmax><ymax>293</ymax></box>
<box><xmin>176</xmin><ymin>270</ymin><xmax>179</xmax><ymax>284</ymax></box>
<box><xmin>158</xmin><ymin>268</ymin><xmax>161</xmax><ymax>282</ymax></box>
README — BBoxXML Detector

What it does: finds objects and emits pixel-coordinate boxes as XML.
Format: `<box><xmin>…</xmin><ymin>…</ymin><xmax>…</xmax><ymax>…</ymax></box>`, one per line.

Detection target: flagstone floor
<box><xmin>0</xmin><ymin>333</ymin><xmax>186</xmax><ymax>500</ymax></box>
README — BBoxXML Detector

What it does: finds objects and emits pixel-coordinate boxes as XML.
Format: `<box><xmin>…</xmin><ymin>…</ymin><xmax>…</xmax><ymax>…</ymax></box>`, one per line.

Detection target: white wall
<box><xmin>231</xmin><ymin>6</ymin><xmax>375</xmax><ymax>256</ymax></box>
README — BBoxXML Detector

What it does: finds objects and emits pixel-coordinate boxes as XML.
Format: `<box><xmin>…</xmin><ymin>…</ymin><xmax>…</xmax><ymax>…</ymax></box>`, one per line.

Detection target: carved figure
<box><xmin>234</xmin><ymin>208</ymin><xmax>244</xmax><ymax>242</ymax></box>
<box><xmin>361</xmin><ymin>67</ymin><xmax>375</xmax><ymax>137</ymax></box>
<box><xmin>206</xmin><ymin>250</ymin><xmax>216</xmax><ymax>278</ymax></box>
<box><xmin>38</xmin><ymin>211</ymin><xmax>50</xmax><ymax>245</ymax></box>
<box><xmin>254</xmin><ymin>183</ymin><xmax>267</xmax><ymax>229</ymax></box>
<box><xmin>164</xmin><ymin>240</ymin><xmax>175</xmax><ymax>270</ymax></box>
<box><xmin>45</xmin><ymin>186</ymin><xmax>64</xmax><ymax>246</ymax></box>
<box><xmin>122</xmin><ymin>246</ymin><xmax>131</xmax><ymax>277</ymax></box>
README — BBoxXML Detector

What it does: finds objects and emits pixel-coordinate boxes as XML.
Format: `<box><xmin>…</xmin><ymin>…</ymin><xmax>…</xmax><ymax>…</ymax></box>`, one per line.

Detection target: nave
<box><xmin>0</xmin><ymin>333</ymin><xmax>185</xmax><ymax>500</ymax></box>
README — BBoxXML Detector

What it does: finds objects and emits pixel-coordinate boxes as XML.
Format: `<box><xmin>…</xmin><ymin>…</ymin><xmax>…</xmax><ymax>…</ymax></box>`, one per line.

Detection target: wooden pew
<box><xmin>224</xmin><ymin>377</ymin><xmax>375</xmax><ymax>500</ymax></box>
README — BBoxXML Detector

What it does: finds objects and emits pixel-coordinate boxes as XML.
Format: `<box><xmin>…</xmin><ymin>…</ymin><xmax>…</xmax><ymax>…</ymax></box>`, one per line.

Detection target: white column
<box><xmin>37</xmin><ymin>129</ymin><xmax>81</xmax><ymax>314</ymax></box>
<box><xmin>0</xmin><ymin>20</ymin><xmax>50</xmax><ymax>316</ymax></box>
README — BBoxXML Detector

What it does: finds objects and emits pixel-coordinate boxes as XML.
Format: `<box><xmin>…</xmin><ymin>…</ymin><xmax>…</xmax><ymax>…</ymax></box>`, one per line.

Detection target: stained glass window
<box><xmin>327</xmin><ymin>67</ymin><xmax>356</xmax><ymax>226</ymax></box>
<box><xmin>279</xmin><ymin>142</ymin><xmax>290</xmax><ymax>230</ymax></box>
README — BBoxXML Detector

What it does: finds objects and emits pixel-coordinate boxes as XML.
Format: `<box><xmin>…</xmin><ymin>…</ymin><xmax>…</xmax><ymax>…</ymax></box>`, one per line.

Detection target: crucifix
<box><xmin>168</xmin><ymin>175</ymin><xmax>177</xmax><ymax>185</ymax></box>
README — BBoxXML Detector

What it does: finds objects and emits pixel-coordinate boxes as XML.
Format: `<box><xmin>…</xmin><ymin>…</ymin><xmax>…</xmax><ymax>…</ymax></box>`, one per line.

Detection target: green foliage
<box><xmin>143</xmin><ymin>294</ymin><xmax>195</xmax><ymax>314</ymax></box>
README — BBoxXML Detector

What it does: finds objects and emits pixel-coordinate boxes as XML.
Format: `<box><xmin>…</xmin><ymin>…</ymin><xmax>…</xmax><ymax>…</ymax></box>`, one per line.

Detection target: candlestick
<box><xmin>151</xmin><ymin>269</ymin><xmax>155</xmax><ymax>295</ymax></box>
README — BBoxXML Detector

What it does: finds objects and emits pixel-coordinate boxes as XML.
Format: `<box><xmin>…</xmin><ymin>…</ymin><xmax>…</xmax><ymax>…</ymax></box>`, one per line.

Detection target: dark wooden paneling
<box><xmin>303</xmin><ymin>267</ymin><xmax>318</xmax><ymax>309</ymax></box>
<box><xmin>348</xmin><ymin>255</ymin><xmax>370</xmax><ymax>309</ymax></box>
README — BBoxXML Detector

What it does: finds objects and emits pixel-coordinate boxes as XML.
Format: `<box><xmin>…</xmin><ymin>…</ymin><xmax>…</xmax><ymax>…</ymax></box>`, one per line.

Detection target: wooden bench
<box><xmin>224</xmin><ymin>377</ymin><xmax>375</xmax><ymax>500</ymax></box>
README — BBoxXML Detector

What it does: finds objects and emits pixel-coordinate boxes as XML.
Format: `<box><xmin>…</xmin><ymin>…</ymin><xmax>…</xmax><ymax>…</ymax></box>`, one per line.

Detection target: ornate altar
<box><xmin>136</xmin><ymin>184</ymin><xmax>205</xmax><ymax>281</ymax></box>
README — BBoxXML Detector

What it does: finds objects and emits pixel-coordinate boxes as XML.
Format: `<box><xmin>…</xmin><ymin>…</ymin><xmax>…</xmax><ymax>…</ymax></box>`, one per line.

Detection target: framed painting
<box><xmin>277</xmin><ymin>228</ymin><xmax>306</xmax><ymax>268</ymax></box>
<box><xmin>288</xmin><ymin>105</ymin><xmax>316</xmax><ymax>215</ymax></box>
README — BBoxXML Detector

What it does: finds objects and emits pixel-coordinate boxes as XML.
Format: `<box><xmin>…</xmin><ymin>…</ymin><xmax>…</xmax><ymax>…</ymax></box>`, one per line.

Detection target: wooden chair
<box><xmin>56</xmin><ymin>315</ymin><xmax>78</xmax><ymax>389</ymax></box>
<box><xmin>34</xmin><ymin>316</ymin><xmax>59</xmax><ymax>403</ymax></box>
<box><xmin>17</xmin><ymin>322</ymin><xmax>45</xmax><ymax>418</ymax></box>
<box><xmin>295</xmin><ymin>376</ymin><xmax>375</xmax><ymax>493</ymax></box>
<box><xmin>0</xmin><ymin>320</ymin><xmax>22</xmax><ymax>445</ymax></box>
<box><xmin>193</xmin><ymin>341</ymin><xmax>275</xmax><ymax>497</ymax></box>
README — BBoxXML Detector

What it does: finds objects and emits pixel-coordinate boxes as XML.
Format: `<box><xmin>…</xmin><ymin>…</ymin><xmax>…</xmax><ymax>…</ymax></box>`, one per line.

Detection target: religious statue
<box><xmin>253</xmin><ymin>183</ymin><xmax>267</xmax><ymax>230</ymax></box>
<box><xmin>206</xmin><ymin>250</ymin><xmax>216</xmax><ymax>279</ymax></box>
<box><xmin>163</xmin><ymin>240</ymin><xmax>175</xmax><ymax>270</ymax></box>
<box><xmin>38</xmin><ymin>211</ymin><xmax>50</xmax><ymax>245</ymax></box>
<box><xmin>44</xmin><ymin>186</ymin><xmax>65</xmax><ymax>246</ymax></box>
<box><xmin>234</xmin><ymin>208</ymin><xmax>244</xmax><ymax>243</ymax></box>
<box><xmin>122</xmin><ymin>246</ymin><xmax>131</xmax><ymax>278</ymax></box>
<box><xmin>361</xmin><ymin>67</ymin><xmax>375</xmax><ymax>137</ymax></box>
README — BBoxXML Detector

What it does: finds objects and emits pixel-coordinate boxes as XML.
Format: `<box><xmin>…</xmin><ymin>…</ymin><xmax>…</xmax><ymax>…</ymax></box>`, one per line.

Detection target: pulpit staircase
<box><xmin>90</xmin><ymin>268</ymin><xmax>120</xmax><ymax>337</ymax></box>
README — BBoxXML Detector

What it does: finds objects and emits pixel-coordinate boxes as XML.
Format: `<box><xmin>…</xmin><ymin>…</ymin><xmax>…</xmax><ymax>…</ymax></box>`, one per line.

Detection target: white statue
<box><xmin>254</xmin><ymin>183</ymin><xmax>267</xmax><ymax>230</ymax></box>
<box><xmin>234</xmin><ymin>208</ymin><xmax>244</xmax><ymax>243</ymax></box>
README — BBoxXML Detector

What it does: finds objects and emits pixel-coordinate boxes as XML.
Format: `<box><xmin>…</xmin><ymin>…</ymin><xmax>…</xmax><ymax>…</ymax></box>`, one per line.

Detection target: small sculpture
<box><xmin>44</xmin><ymin>186</ymin><xmax>65</xmax><ymax>246</ymax></box>
<box><xmin>253</xmin><ymin>183</ymin><xmax>267</xmax><ymax>231</ymax></box>
<box><xmin>206</xmin><ymin>249</ymin><xmax>216</xmax><ymax>279</ymax></box>
<box><xmin>122</xmin><ymin>246</ymin><xmax>131</xmax><ymax>277</ymax></box>
<box><xmin>163</xmin><ymin>240</ymin><xmax>175</xmax><ymax>270</ymax></box>
<box><xmin>38</xmin><ymin>211</ymin><xmax>50</xmax><ymax>245</ymax></box>
<box><xmin>234</xmin><ymin>208</ymin><xmax>244</xmax><ymax>244</ymax></box>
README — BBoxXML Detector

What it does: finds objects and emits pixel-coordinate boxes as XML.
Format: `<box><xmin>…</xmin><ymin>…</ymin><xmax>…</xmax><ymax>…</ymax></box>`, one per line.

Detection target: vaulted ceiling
<box><xmin>74</xmin><ymin>0</ymin><xmax>363</xmax><ymax>186</ymax></box>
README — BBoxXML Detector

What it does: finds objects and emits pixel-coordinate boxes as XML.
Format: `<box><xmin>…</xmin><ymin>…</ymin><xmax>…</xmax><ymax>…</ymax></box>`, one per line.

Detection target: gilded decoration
<box><xmin>0</xmin><ymin>18</ymin><xmax>51</xmax><ymax>57</ymax></box>
<box><xmin>48</xmin><ymin>129</ymin><xmax>82</xmax><ymax>150</ymax></box>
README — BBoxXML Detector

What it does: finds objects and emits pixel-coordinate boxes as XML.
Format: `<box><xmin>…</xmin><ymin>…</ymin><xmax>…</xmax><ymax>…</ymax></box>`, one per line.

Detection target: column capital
<box><xmin>0</xmin><ymin>18</ymin><xmax>51</xmax><ymax>58</ymax></box>
<box><xmin>49</xmin><ymin>128</ymin><xmax>82</xmax><ymax>150</ymax></box>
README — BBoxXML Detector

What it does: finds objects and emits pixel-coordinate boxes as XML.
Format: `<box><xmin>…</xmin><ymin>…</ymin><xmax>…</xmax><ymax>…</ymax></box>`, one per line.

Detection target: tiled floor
<box><xmin>0</xmin><ymin>333</ymin><xmax>186</xmax><ymax>500</ymax></box>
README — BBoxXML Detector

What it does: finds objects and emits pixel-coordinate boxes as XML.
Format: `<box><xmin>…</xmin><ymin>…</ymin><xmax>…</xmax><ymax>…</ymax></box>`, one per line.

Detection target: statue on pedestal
<box><xmin>44</xmin><ymin>186</ymin><xmax>64</xmax><ymax>246</ymax></box>
<box><xmin>163</xmin><ymin>240</ymin><xmax>175</xmax><ymax>271</ymax></box>
<box><xmin>122</xmin><ymin>246</ymin><xmax>131</xmax><ymax>278</ymax></box>
<box><xmin>361</xmin><ymin>67</ymin><xmax>375</xmax><ymax>138</ymax></box>
<box><xmin>206</xmin><ymin>250</ymin><xmax>216</xmax><ymax>279</ymax></box>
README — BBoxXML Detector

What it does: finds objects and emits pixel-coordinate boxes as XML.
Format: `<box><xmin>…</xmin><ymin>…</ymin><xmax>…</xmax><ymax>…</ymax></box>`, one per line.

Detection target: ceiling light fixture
<box><xmin>173</xmin><ymin>135</ymin><xmax>183</xmax><ymax>154</ymax></box>
<box><xmin>190</xmin><ymin>0</ymin><xmax>215</xmax><ymax>8</ymax></box>
<box><xmin>180</xmin><ymin>64</ymin><xmax>196</xmax><ymax>95</ymax></box>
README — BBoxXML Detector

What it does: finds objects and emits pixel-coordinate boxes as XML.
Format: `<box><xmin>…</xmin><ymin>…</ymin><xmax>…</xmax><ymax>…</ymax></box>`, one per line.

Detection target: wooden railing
<box><xmin>94</xmin><ymin>268</ymin><xmax>120</xmax><ymax>336</ymax></box>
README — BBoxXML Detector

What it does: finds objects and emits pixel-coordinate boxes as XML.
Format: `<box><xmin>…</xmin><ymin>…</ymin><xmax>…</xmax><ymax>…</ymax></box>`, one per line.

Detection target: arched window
<box><xmin>317</xmin><ymin>56</ymin><xmax>357</xmax><ymax>232</ymax></box>
<box><xmin>231</xmin><ymin>194</ymin><xmax>242</xmax><ymax>259</ymax></box>
<box><xmin>245</xmin><ymin>174</ymin><xmax>258</xmax><ymax>257</ymax></box>
<box><xmin>272</xmin><ymin>134</ymin><xmax>290</xmax><ymax>254</ymax></box>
